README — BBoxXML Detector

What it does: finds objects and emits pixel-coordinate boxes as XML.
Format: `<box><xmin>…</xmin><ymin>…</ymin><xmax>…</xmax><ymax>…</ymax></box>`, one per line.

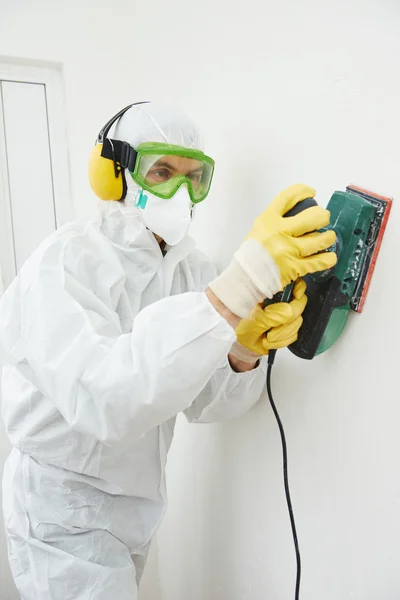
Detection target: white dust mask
<box><xmin>125</xmin><ymin>171</ymin><xmax>193</xmax><ymax>246</ymax></box>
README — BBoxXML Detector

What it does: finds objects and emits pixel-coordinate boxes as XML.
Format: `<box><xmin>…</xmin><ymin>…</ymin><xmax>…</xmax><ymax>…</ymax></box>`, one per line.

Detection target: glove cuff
<box><xmin>234</xmin><ymin>239</ymin><xmax>282</xmax><ymax>300</ymax></box>
<box><xmin>208</xmin><ymin>258</ymin><xmax>265</xmax><ymax>319</ymax></box>
<box><xmin>229</xmin><ymin>340</ymin><xmax>262</xmax><ymax>363</ymax></box>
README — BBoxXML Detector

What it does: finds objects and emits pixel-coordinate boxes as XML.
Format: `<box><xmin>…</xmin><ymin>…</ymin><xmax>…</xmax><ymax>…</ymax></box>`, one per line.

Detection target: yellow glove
<box><xmin>230</xmin><ymin>279</ymin><xmax>307</xmax><ymax>363</ymax></box>
<box><xmin>241</xmin><ymin>183</ymin><xmax>337</xmax><ymax>289</ymax></box>
<box><xmin>209</xmin><ymin>184</ymin><xmax>337</xmax><ymax>319</ymax></box>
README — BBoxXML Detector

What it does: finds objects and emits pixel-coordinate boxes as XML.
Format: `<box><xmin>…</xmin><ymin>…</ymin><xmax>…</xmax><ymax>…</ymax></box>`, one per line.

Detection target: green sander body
<box><xmin>272</xmin><ymin>185</ymin><xmax>392</xmax><ymax>360</ymax></box>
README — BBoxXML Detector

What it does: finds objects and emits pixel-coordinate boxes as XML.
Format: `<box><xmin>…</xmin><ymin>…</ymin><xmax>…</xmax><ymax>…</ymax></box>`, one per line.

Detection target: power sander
<box><xmin>263</xmin><ymin>185</ymin><xmax>392</xmax><ymax>600</ymax></box>
<box><xmin>265</xmin><ymin>184</ymin><xmax>392</xmax><ymax>360</ymax></box>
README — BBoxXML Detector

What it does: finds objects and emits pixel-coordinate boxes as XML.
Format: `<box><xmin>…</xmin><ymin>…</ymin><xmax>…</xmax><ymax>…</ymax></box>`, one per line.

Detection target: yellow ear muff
<box><xmin>88</xmin><ymin>144</ymin><xmax>124</xmax><ymax>201</ymax></box>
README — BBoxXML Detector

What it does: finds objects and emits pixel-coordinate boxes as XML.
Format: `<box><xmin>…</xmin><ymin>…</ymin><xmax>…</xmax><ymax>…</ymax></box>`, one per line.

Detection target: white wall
<box><xmin>1</xmin><ymin>0</ymin><xmax>400</xmax><ymax>599</ymax></box>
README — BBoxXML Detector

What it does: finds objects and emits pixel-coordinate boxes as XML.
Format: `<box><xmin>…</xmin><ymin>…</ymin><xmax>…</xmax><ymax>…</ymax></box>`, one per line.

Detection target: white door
<box><xmin>0</xmin><ymin>61</ymin><xmax>72</xmax><ymax>290</ymax></box>
<box><xmin>0</xmin><ymin>61</ymin><xmax>72</xmax><ymax>600</ymax></box>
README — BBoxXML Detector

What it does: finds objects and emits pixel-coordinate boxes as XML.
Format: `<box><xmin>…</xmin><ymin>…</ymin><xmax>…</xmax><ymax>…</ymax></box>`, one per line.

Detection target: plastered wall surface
<box><xmin>1</xmin><ymin>1</ymin><xmax>400</xmax><ymax>598</ymax></box>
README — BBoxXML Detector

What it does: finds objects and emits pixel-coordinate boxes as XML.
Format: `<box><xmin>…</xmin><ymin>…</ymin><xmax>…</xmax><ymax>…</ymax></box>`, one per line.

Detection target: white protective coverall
<box><xmin>0</xmin><ymin>104</ymin><xmax>267</xmax><ymax>600</ymax></box>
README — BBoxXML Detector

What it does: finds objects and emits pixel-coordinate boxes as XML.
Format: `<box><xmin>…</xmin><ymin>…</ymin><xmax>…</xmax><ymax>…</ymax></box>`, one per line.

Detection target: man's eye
<box><xmin>148</xmin><ymin>169</ymin><xmax>171</xmax><ymax>181</ymax></box>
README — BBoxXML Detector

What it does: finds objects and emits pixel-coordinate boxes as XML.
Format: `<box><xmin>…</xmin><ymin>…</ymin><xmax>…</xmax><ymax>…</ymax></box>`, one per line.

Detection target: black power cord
<box><xmin>267</xmin><ymin>349</ymin><xmax>301</xmax><ymax>600</ymax></box>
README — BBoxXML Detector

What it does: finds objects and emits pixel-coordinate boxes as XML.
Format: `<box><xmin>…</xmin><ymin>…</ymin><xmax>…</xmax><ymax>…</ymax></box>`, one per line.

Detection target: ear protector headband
<box><xmin>88</xmin><ymin>101</ymin><xmax>150</xmax><ymax>202</ymax></box>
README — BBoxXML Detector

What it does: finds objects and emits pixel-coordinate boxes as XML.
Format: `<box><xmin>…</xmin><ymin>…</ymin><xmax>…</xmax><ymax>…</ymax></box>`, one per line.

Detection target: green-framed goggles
<box><xmin>130</xmin><ymin>142</ymin><xmax>215</xmax><ymax>204</ymax></box>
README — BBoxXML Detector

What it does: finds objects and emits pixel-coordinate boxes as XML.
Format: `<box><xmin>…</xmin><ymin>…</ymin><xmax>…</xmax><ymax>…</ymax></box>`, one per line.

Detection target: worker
<box><xmin>0</xmin><ymin>102</ymin><xmax>336</xmax><ymax>600</ymax></box>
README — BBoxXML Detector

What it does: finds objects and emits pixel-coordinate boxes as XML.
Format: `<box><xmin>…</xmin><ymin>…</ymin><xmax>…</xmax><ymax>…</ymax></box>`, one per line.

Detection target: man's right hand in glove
<box><xmin>208</xmin><ymin>183</ymin><xmax>337</xmax><ymax>320</ymax></box>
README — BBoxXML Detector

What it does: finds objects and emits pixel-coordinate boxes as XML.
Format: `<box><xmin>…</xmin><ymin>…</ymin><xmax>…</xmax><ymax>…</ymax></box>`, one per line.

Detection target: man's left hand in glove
<box><xmin>229</xmin><ymin>278</ymin><xmax>307</xmax><ymax>365</ymax></box>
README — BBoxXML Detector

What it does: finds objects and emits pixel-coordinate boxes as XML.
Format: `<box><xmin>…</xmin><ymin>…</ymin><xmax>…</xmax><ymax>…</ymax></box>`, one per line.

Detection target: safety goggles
<box><xmin>130</xmin><ymin>142</ymin><xmax>215</xmax><ymax>203</ymax></box>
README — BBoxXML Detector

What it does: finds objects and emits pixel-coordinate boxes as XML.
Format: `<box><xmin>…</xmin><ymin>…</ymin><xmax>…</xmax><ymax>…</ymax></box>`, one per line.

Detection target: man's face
<box><xmin>144</xmin><ymin>155</ymin><xmax>203</xmax><ymax>190</ymax></box>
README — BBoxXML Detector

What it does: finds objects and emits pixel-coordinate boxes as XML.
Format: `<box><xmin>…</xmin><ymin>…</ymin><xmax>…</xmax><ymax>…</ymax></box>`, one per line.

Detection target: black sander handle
<box><xmin>283</xmin><ymin>197</ymin><xmax>318</xmax><ymax>218</ymax></box>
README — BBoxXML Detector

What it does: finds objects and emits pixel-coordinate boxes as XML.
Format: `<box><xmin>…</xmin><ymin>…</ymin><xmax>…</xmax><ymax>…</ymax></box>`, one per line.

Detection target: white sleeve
<box><xmin>0</xmin><ymin>232</ymin><xmax>236</xmax><ymax>444</ymax></box>
<box><xmin>183</xmin><ymin>357</ymin><xmax>267</xmax><ymax>423</ymax></box>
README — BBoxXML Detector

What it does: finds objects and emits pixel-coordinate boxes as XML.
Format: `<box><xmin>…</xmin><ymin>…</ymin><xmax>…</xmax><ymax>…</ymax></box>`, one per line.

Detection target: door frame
<box><xmin>0</xmin><ymin>59</ymin><xmax>72</xmax><ymax>291</ymax></box>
